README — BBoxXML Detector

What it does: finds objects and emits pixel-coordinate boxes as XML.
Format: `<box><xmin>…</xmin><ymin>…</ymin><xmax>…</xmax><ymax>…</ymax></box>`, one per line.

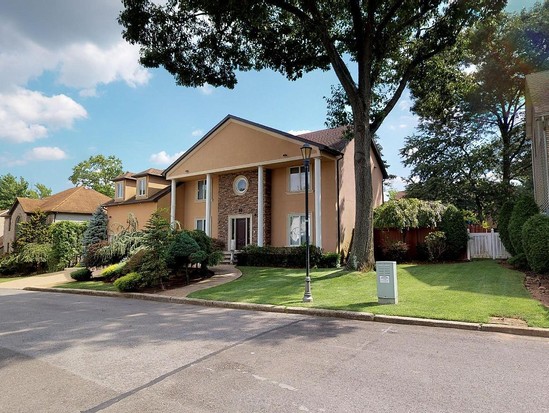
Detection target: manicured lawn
<box><xmin>189</xmin><ymin>260</ymin><xmax>549</xmax><ymax>328</ymax></box>
<box><xmin>55</xmin><ymin>281</ymin><xmax>118</xmax><ymax>292</ymax></box>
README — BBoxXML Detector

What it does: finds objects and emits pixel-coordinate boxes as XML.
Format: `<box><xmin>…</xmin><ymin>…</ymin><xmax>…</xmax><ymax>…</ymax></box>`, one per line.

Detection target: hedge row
<box><xmin>237</xmin><ymin>245</ymin><xmax>340</xmax><ymax>268</ymax></box>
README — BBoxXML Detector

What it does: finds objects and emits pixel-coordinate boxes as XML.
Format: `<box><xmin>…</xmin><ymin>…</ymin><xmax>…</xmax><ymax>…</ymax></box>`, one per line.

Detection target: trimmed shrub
<box><xmin>508</xmin><ymin>253</ymin><xmax>529</xmax><ymax>270</ymax></box>
<box><xmin>114</xmin><ymin>272</ymin><xmax>143</xmax><ymax>292</ymax></box>
<box><xmin>318</xmin><ymin>252</ymin><xmax>341</xmax><ymax>268</ymax></box>
<box><xmin>124</xmin><ymin>249</ymin><xmax>148</xmax><ymax>275</ymax></box>
<box><xmin>101</xmin><ymin>262</ymin><xmax>127</xmax><ymax>281</ymax></box>
<box><xmin>440</xmin><ymin>205</ymin><xmax>468</xmax><ymax>260</ymax></box>
<box><xmin>424</xmin><ymin>231</ymin><xmax>446</xmax><ymax>262</ymax></box>
<box><xmin>508</xmin><ymin>195</ymin><xmax>539</xmax><ymax>256</ymax></box>
<box><xmin>497</xmin><ymin>199</ymin><xmax>516</xmax><ymax>255</ymax></box>
<box><xmin>83</xmin><ymin>241</ymin><xmax>109</xmax><ymax>268</ymax></box>
<box><xmin>522</xmin><ymin>214</ymin><xmax>549</xmax><ymax>273</ymax></box>
<box><xmin>238</xmin><ymin>245</ymin><xmax>323</xmax><ymax>268</ymax></box>
<box><xmin>381</xmin><ymin>241</ymin><xmax>409</xmax><ymax>262</ymax></box>
<box><xmin>71</xmin><ymin>268</ymin><xmax>92</xmax><ymax>281</ymax></box>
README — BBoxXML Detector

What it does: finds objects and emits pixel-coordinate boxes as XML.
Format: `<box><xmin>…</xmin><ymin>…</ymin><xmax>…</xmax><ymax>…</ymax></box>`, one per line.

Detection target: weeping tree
<box><xmin>120</xmin><ymin>0</ymin><xmax>504</xmax><ymax>270</ymax></box>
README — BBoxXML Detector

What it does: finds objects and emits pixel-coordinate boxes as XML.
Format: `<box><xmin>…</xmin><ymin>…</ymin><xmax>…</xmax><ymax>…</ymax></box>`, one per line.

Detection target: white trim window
<box><xmin>195</xmin><ymin>218</ymin><xmax>206</xmax><ymax>232</ymax></box>
<box><xmin>116</xmin><ymin>182</ymin><xmax>124</xmax><ymax>199</ymax></box>
<box><xmin>197</xmin><ymin>179</ymin><xmax>207</xmax><ymax>200</ymax></box>
<box><xmin>288</xmin><ymin>214</ymin><xmax>311</xmax><ymax>246</ymax></box>
<box><xmin>289</xmin><ymin>166</ymin><xmax>309</xmax><ymax>192</ymax></box>
<box><xmin>137</xmin><ymin>178</ymin><xmax>146</xmax><ymax>197</ymax></box>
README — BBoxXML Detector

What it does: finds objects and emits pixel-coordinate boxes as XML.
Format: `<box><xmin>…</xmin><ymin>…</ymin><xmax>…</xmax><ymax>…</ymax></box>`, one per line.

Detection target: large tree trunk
<box><xmin>347</xmin><ymin>113</ymin><xmax>375</xmax><ymax>271</ymax></box>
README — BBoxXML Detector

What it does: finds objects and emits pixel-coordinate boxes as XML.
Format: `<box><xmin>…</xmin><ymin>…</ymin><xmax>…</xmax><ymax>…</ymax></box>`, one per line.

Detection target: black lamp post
<box><xmin>301</xmin><ymin>143</ymin><xmax>313</xmax><ymax>302</ymax></box>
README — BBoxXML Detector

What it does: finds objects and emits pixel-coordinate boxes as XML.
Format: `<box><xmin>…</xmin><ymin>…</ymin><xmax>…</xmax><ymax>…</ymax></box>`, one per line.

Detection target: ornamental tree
<box><xmin>120</xmin><ymin>0</ymin><xmax>504</xmax><ymax>270</ymax></box>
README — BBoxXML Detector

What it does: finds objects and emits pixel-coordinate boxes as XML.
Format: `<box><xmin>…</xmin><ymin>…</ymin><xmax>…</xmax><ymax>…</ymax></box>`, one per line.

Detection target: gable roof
<box><xmin>526</xmin><ymin>70</ymin><xmax>549</xmax><ymax>116</ymax></box>
<box><xmin>7</xmin><ymin>187</ymin><xmax>111</xmax><ymax>216</ymax></box>
<box><xmin>113</xmin><ymin>172</ymin><xmax>137</xmax><ymax>182</ymax></box>
<box><xmin>163</xmin><ymin>114</ymin><xmax>389</xmax><ymax>178</ymax></box>
<box><xmin>133</xmin><ymin>168</ymin><xmax>164</xmax><ymax>178</ymax></box>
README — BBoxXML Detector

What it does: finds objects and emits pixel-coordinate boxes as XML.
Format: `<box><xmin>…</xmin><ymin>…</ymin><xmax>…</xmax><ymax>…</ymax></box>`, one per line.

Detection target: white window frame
<box><xmin>137</xmin><ymin>178</ymin><xmax>147</xmax><ymax>197</ymax></box>
<box><xmin>197</xmin><ymin>179</ymin><xmax>207</xmax><ymax>200</ymax></box>
<box><xmin>288</xmin><ymin>213</ymin><xmax>311</xmax><ymax>247</ymax></box>
<box><xmin>115</xmin><ymin>182</ymin><xmax>124</xmax><ymax>199</ymax></box>
<box><xmin>233</xmin><ymin>175</ymin><xmax>249</xmax><ymax>195</ymax></box>
<box><xmin>288</xmin><ymin>166</ymin><xmax>310</xmax><ymax>192</ymax></box>
<box><xmin>195</xmin><ymin>218</ymin><xmax>206</xmax><ymax>232</ymax></box>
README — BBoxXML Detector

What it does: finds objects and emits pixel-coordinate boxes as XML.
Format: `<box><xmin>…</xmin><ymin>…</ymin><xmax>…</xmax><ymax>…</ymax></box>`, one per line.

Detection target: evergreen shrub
<box><xmin>522</xmin><ymin>214</ymin><xmax>549</xmax><ymax>273</ymax></box>
<box><xmin>114</xmin><ymin>272</ymin><xmax>143</xmax><ymax>292</ymax></box>
<box><xmin>71</xmin><ymin>268</ymin><xmax>92</xmax><ymax>281</ymax></box>
<box><xmin>440</xmin><ymin>205</ymin><xmax>468</xmax><ymax>260</ymax></box>
<box><xmin>508</xmin><ymin>195</ymin><xmax>539</xmax><ymax>256</ymax></box>
<box><xmin>497</xmin><ymin>199</ymin><xmax>516</xmax><ymax>255</ymax></box>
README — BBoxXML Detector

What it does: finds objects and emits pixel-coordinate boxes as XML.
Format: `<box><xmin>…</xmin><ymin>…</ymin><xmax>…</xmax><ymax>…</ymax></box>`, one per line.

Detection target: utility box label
<box><xmin>376</xmin><ymin>261</ymin><xmax>398</xmax><ymax>304</ymax></box>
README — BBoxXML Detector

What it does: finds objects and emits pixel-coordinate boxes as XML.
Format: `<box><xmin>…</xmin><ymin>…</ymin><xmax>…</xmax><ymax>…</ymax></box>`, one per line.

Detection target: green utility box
<box><xmin>376</xmin><ymin>261</ymin><xmax>398</xmax><ymax>304</ymax></box>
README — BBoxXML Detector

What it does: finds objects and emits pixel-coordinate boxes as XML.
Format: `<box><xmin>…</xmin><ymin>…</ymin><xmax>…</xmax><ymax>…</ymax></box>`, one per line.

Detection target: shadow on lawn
<box><xmin>403</xmin><ymin>260</ymin><xmax>532</xmax><ymax>299</ymax></box>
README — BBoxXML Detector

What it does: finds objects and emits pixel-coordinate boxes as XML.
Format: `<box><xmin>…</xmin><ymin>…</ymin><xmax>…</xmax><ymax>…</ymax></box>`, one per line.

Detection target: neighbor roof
<box><xmin>112</xmin><ymin>172</ymin><xmax>137</xmax><ymax>182</ymax></box>
<box><xmin>133</xmin><ymin>168</ymin><xmax>165</xmax><ymax>178</ymax></box>
<box><xmin>526</xmin><ymin>70</ymin><xmax>549</xmax><ymax>115</ymax></box>
<box><xmin>7</xmin><ymin>187</ymin><xmax>111</xmax><ymax>216</ymax></box>
<box><xmin>163</xmin><ymin>114</ymin><xmax>389</xmax><ymax>179</ymax></box>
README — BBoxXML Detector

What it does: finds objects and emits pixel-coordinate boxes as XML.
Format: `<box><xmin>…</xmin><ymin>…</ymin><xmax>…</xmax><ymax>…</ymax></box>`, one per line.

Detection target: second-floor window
<box><xmin>116</xmin><ymin>182</ymin><xmax>124</xmax><ymax>199</ymax></box>
<box><xmin>289</xmin><ymin>166</ymin><xmax>309</xmax><ymax>192</ymax></box>
<box><xmin>137</xmin><ymin>178</ymin><xmax>146</xmax><ymax>197</ymax></box>
<box><xmin>197</xmin><ymin>179</ymin><xmax>207</xmax><ymax>200</ymax></box>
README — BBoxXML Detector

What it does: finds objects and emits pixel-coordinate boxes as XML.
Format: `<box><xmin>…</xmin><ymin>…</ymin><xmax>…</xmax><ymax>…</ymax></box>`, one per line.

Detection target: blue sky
<box><xmin>0</xmin><ymin>0</ymin><xmax>537</xmax><ymax>194</ymax></box>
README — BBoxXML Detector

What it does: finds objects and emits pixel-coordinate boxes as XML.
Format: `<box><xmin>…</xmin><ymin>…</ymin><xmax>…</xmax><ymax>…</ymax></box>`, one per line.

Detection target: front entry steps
<box><xmin>221</xmin><ymin>251</ymin><xmax>238</xmax><ymax>265</ymax></box>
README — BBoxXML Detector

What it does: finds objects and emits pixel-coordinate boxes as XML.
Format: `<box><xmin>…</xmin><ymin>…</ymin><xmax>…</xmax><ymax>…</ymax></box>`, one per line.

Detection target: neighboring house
<box><xmin>0</xmin><ymin>210</ymin><xmax>8</xmax><ymax>253</ymax></box>
<box><xmin>103</xmin><ymin>169</ymin><xmax>171</xmax><ymax>233</ymax></box>
<box><xmin>161</xmin><ymin>115</ymin><xmax>388</xmax><ymax>254</ymax></box>
<box><xmin>2</xmin><ymin>187</ymin><xmax>111</xmax><ymax>253</ymax></box>
<box><xmin>526</xmin><ymin>70</ymin><xmax>549</xmax><ymax>214</ymax></box>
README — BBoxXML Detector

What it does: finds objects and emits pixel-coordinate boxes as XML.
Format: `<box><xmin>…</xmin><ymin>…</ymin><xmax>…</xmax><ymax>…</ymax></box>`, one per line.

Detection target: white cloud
<box><xmin>398</xmin><ymin>99</ymin><xmax>411</xmax><ymax>111</ymax></box>
<box><xmin>287</xmin><ymin>130</ymin><xmax>312</xmax><ymax>135</ymax></box>
<box><xmin>0</xmin><ymin>89</ymin><xmax>87</xmax><ymax>142</ymax></box>
<box><xmin>25</xmin><ymin>146</ymin><xmax>67</xmax><ymax>161</ymax></box>
<box><xmin>199</xmin><ymin>84</ymin><xmax>214</xmax><ymax>95</ymax></box>
<box><xmin>150</xmin><ymin>150</ymin><xmax>186</xmax><ymax>165</ymax></box>
<box><xmin>191</xmin><ymin>129</ymin><xmax>203</xmax><ymax>137</ymax></box>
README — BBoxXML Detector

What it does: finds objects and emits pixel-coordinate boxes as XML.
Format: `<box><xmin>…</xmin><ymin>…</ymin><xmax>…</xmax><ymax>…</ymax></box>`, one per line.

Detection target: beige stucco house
<box><xmin>3</xmin><ymin>187</ymin><xmax>111</xmax><ymax>253</ymax></box>
<box><xmin>160</xmin><ymin>115</ymin><xmax>388</xmax><ymax>254</ymax></box>
<box><xmin>526</xmin><ymin>70</ymin><xmax>549</xmax><ymax>214</ymax></box>
<box><xmin>103</xmin><ymin>169</ymin><xmax>173</xmax><ymax>233</ymax></box>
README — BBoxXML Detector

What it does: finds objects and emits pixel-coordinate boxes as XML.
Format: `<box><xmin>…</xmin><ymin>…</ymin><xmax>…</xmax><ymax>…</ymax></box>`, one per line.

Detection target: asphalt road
<box><xmin>1</xmin><ymin>289</ymin><xmax>548</xmax><ymax>413</ymax></box>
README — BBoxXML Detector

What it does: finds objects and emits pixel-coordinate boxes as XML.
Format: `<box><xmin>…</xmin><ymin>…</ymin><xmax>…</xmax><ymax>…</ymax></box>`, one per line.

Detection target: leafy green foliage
<box><xmin>318</xmin><ymin>253</ymin><xmax>341</xmax><ymax>269</ymax></box>
<box><xmin>18</xmin><ymin>243</ymin><xmax>52</xmax><ymax>273</ymax></box>
<box><xmin>439</xmin><ymin>205</ymin><xmax>468</xmax><ymax>260</ymax></box>
<box><xmin>96</xmin><ymin>229</ymin><xmax>145</xmax><ymax>265</ymax></box>
<box><xmin>119</xmin><ymin>0</ymin><xmax>504</xmax><ymax>271</ymax></box>
<box><xmin>522</xmin><ymin>214</ymin><xmax>549</xmax><ymax>274</ymax></box>
<box><xmin>0</xmin><ymin>174</ymin><xmax>51</xmax><ymax>209</ymax></box>
<box><xmin>82</xmin><ymin>241</ymin><xmax>109</xmax><ymax>268</ymax></box>
<box><xmin>508</xmin><ymin>195</ymin><xmax>539</xmax><ymax>255</ymax></box>
<box><xmin>83</xmin><ymin>207</ymin><xmax>108</xmax><ymax>250</ymax></box>
<box><xmin>374</xmin><ymin>198</ymin><xmax>446</xmax><ymax>230</ymax></box>
<box><xmin>114</xmin><ymin>272</ymin><xmax>143</xmax><ymax>292</ymax></box>
<box><xmin>381</xmin><ymin>241</ymin><xmax>409</xmax><ymax>263</ymax></box>
<box><xmin>50</xmin><ymin>221</ymin><xmax>87</xmax><ymax>270</ymax></box>
<box><xmin>70</xmin><ymin>268</ymin><xmax>92</xmax><ymax>281</ymax></box>
<box><xmin>424</xmin><ymin>231</ymin><xmax>447</xmax><ymax>262</ymax></box>
<box><xmin>13</xmin><ymin>211</ymin><xmax>51</xmax><ymax>253</ymax></box>
<box><xmin>237</xmin><ymin>245</ymin><xmax>323</xmax><ymax>268</ymax></box>
<box><xmin>139</xmin><ymin>211</ymin><xmax>173</xmax><ymax>287</ymax></box>
<box><xmin>69</xmin><ymin>155</ymin><xmax>123</xmax><ymax>198</ymax></box>
<box><xmin>101</xmin><ymin>262</ymin><xmax>127</xmax><ymax>282</ymax></box>
<box><xmin>166</xmin><ymin>231</ymin><xmax>201</xmax><ymax>283</ymax></box>
<box><xmin>497</xmin><ymin>199</ymin><xmax>516</xmax><ymax>256</ymax></box>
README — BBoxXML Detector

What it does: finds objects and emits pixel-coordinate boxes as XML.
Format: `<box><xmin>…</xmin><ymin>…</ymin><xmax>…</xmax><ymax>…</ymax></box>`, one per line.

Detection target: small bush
<box><xmin>71</xmin><ymin>268</ymin><xmax>92</xmax><ymax>281</ymax></box>
<box><xmin>522</xmin><ymin>214</ymin><xmax>549</xmax><ymax>273</ymax></box>
<box><xmin>440</xmin><ymin>205</ymin><xmax>468</xmax><ymax>260</ymax></box>
<box><xmin>123</xmin><ymin>249</ymin><xmax>148</xmax><ymax>275</ymax></box>
<box><xmin>114</xmin><ymin>272</ymin><xmax>143</xmax><ymax>292</ymax></box>
<box><xmin>415</xmin><ymin>242</ymin><xmax>430</xmax><ymax>262</ymax></box>
<box><xmin>0</xmin><ymin>254</ymin><xmax>20</xmax><ymax>276</ymax></box>
<box><xmin>101</xmin><ymin>262</ymin><xmax>127</xmax><ymax>281</ymax></box>
<box><xmin>508</xmin><ymin>253</ymin><xmax>530</xmax><ymax>270</ymax></box>
<box><xmin>83</xmin><ymin>241</ymin><xmax>109</xmax><ymax>268</ymax></box>
<box><xmin>318</xmin><ymin>252</ymin><xmax>341</xmax><ymax>268</ymax></box>
<box><xmin>381</xmin><ymin>241</ymin><xmax>409</xmax><ymax>262</ymax></box>
<box><xmin>497</xmin><ymin>199</ymin><xmax>516</xmax><ymax>256</ymax></box>
<box><xmin>425</xmin><ymin>231</ymin><xmax>446</xmax><ymax>262</ymax></box>
<box><xmin>238</xmin><ymin>245</ymin><xmax>323</xmax><ymax>268</ymax></box>
<box><xmin>508</xmin><ymin>195</ymin><xmax>539</xmax><ymax>256</ymax></box>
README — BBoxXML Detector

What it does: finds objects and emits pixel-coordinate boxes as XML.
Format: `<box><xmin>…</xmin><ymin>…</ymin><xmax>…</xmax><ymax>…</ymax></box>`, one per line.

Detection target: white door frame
<box><xmin>228</xmin><ymin>214</ymin><xmax>253</xmax><ymax>251</ymax></box>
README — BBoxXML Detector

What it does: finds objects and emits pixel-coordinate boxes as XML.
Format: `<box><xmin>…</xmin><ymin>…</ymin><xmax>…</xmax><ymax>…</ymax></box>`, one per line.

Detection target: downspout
<box><xmin>336</xmin><ymin>154</ymin><xmax>343</xmax><ymax>255</ymax></box>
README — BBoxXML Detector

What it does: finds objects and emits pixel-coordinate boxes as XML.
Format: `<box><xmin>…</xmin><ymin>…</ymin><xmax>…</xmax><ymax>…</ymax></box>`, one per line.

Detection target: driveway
<box><xmin>1</xmin><ymin>289</ymin><xmax>548</xmax><ymax>412</ymax></box>
<box><xmin>0</xmin><ymin>269</ymin><xmax>74</xmax><ymax>289</ymax></box>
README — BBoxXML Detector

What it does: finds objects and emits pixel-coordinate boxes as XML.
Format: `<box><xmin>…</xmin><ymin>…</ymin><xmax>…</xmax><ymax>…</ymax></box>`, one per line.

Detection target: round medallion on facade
<box><xmin>233</xmin><ymin>175</ymin><xmax>249</xmax><ymax>195</ymax></box>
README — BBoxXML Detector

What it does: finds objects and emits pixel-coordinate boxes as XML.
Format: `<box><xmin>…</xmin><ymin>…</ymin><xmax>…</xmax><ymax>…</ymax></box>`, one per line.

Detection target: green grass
<box><xmin>189</xmin><ymin>260</ymin><xmax>549</xmax><ymax>328</ymax></box>
<box><xmin>55</xmin><ymin>280</ymin><xmax>118</xmax><ymax>292</ymax></box>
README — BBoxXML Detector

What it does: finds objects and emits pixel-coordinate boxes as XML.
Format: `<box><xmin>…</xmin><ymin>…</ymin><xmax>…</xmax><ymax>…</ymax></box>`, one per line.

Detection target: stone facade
<box><xmin>217</xmin><ymin>169</ymin><xmax>271</xmax><ymax>248</ymax></box>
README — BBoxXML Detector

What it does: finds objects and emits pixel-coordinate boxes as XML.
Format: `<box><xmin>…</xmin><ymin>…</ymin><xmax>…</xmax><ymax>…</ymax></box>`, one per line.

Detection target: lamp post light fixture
<box><xmin>301</xmin><ymin>143</ymin><xmax>313</xmax><ymax>302</ymax></box>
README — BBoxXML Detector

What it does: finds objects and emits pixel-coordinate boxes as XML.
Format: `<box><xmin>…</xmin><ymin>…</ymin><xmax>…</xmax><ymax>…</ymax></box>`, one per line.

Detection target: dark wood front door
<box><xmin>235</xmin><ymin>218</ymin><xmax>247</xmax><ymax>250</ymax></box>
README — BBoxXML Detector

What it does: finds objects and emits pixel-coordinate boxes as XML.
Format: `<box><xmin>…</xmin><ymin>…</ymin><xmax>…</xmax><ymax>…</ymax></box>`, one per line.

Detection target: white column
<box><xmin>170</xmin><ymin>179</ymin><xmax>176</xmax><ymax>227</ymax></box>
<box><xmin>205</xmin><ymin>173</ymin><xmax>212</xmax><ymax>236</ymax></box>
<box><xmin>257</xmin><ymin>165</ymin><xmax>264</xmax><ymax>247</ymax></box>
<box><xmin>314</xmin><ymin>157</ymin><xmax>322</xmax><ymax>248</ymax></box>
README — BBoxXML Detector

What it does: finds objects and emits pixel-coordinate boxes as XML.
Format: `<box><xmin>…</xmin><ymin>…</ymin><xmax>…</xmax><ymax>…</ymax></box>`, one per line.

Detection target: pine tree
<box><xmin>83</xmin><ymin>206</ymin><xmax>108</xmax><ymax>249</ymax></box>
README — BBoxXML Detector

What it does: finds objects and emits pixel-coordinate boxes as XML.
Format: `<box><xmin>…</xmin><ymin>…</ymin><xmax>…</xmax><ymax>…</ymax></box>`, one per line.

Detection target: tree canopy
<box><xmin>0</xmin><ymin>174</ymin><xmax>52</xmax><ymax>210</ymax></box>
<box><xmin>120</xmin><ymin>0</ymin><xmax>504</xmax><ymax>270</ymax></box>
<box><xmin>69</xmin><ymin>155</ymin><xmax>123</xmax><ymax>198</ymax></box>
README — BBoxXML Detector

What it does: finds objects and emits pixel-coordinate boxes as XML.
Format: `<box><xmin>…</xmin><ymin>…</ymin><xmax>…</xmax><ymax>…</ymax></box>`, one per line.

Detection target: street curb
<box><xmin>23</xmin><ymin>287</ymin><xmax>549</xmax><ymax>338</ymax></box>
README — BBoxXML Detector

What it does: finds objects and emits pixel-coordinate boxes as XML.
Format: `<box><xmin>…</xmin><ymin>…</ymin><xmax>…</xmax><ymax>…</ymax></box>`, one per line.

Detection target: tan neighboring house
<box><xmin>3</xmin><ymin>187</ymin><xmax>111</xmax><ymax>253</ymax></box>
<box><xmin>0</xmin><ymin>210</ymin><xmax>8</xmax><ymax>253</ymax></box>
<box><xmin>526</xmin><ymin>70</ymin><xmax>549</xmax><ymax>214</ymax></box>
<box><xmin>103</xmin><ymin>169</ymin><xmax>172</xmax><ymax>233</ymax></box>
<box><xmin>160</xmin><ymin>115</ymin><xmax>388</xmax><ymax>254</ymax></box>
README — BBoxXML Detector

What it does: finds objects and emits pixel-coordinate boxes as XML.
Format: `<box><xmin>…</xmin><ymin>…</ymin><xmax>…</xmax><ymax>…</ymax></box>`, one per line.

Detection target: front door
<box><xmin>230</xmin><ymin>215</ymin><xmax>251</xmax><ymax>250</ymax></box>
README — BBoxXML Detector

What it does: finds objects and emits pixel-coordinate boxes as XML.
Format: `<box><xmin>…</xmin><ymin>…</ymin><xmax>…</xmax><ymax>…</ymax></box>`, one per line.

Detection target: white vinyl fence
<box><xmin>467</xmin><ymin>229</ymin><xmax>511</xmax><ymax>260</ymax></box>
